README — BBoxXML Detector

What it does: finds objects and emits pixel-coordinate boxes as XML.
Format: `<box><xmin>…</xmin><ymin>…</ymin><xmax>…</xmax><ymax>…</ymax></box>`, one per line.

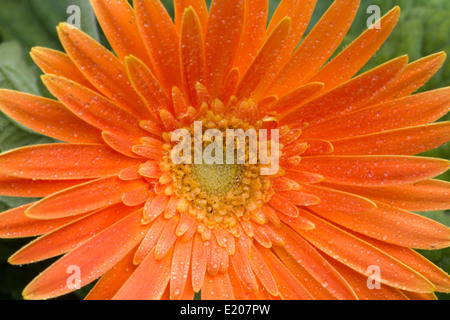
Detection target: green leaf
<box><xmin>0</xmin><ymin>116</ymin><xmax>54</xmax><ymax>153</ymax></box>
<box><xmin>0</xmin><ymin>196</ymin><xmax>38</xmax><ymax>211</ymax></box>
<box><xmin>0</xmin><ymin>41</ymin><xmax>40</xmax><ymax>95</ymax></box>
<box><xmin>0</xmin><ymin>40</ymin><xmax>56</xmax><ymax>146</ymax></box>
<box><xmin>0</xmin><ymin>0</ymin><xmax>100</xmax><ymax>53</ymax></box>
<box><xmin>0</xmin><ymin>0</ymin><xmax>61</xmax><ymax>51</ymax></box>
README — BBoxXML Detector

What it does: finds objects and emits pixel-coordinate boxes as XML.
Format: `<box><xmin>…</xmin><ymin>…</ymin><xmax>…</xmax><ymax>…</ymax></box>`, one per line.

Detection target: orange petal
<box><xmin>214</xmin><ymin>227</ymin><xmax>236</xmax><ymax>255</ymax></box>
<box><xmin>0</xmin><ymin>203</ymin><xmax>78</xmax><ymax>238</ymax></box>
<box><xmin>228</xmin><ymin>265</ymin><xmax>253</xmax><ymax>299</ymax></box>
<box><xmin>0</xmin><ymin>89</ymin><xmax>103</xmax><ymax>144</ymax></box>
<box><xmin>300</xmin><ymin>155</ymin><xmax>450</xmax><ymax>186</ymax></box>
<box><xmin>234</xmin><ymin>0</ymin><xmax>269</xmax><ymax>73</ymax></box>
<box><xmin>135</xmin><ymin>0</ymin><xmax>181</xmax><ymax>92</ymax></box>
<box><xmin>300</xmin><ymin>184</ymin><xmax>376</xmax><ymax>214</ymax></box>
<box><xmin>179</xmin><ymin>99</ymin><xmax>199</xmax><ymax>124</ymax></box>
<box><xmin>278</xmin><ymin>213</ymin><xmax>316</xmax><ymax>232</ymax></box>
<box><xmin>122</xmin><ymin>186</ymin><xmax>149</xmax><ymax>206</ymax></box>
<box><xmin>85</xmin><ymin>246</ymin><xmax>138</xmax><ymax>300</ymax></box>
<box><xmin>160</xmin><ymin>284</ymin><xmax>171</xmax><ymax>300</ymax></box>
<box><xmin>301</xmin><ymin>139</ymin><xmax>334</xmax><ymax>157</ymax></box>
<box><xmin>401</xmin><ymin>291</ymin><xmax>436</xmax><ymax>300</ymax></box>
<box><xmin>310</xmin><ymin>199</ymin><xmax>450</xmax><ymax>249</ymax></box>
<box><xmin>274</xmin><ymin>223</ymin><xmax>357</xmax><ymax>300</ymax></box>
<box><xmin>282</xmin><ymin>141</ymin><xmax>308</xmax><ymax>157</ymax></box>
<box><xmin>302</xmin><ymin>87</ymin><xmax>450</xmax><ymax>140</ymax></box>
<box><xmin>170</xmin><ymin>237</ymin><xmax>193</xmax><ymax>300</ymax></box>
<box><xmin>326</xmin><ymin>257</ymin><xmax>408</xmax><ymax>300</ymax></box>
<box><xmin>9</xmin><ymin>203</ymin><xmax>134</xmax><ymax>265</ymax></box>
<box><xmin>174</xmin><ymin>0</ymin><xmax>208</xmax><ymax>35</ymax></box>
<box><xmin>310</xmin><ymin>6</ymin><xmax>400</xmax><ymax>92</ymax></box>
<box><xmin>266</xmin><ymin>0</ymin><xmax>316</xmax><ymax>48</ymax></box>
<box><xmin>191</xmin><ymin>233</ymin><xmax>208</xmax><ymax>292</ymax></box>
<box><xmin>280</xmin><ymin>155</ymin><xmax>302</xmax><ymax>168</ymax></box>
<box><xmin>139</xmin><ymin>120</ymin><xmax>164</xmax><ymax>137</ymax></box>
<box><xmin>159</xmin><ymin>109</ymin><xmax>179</xmax><ymax>132</ymax></box>
<box><xmin>268</xmin><ymin>83</ymin><xmax>324</xmax><ymax>115</ymax></box>
<box><xmin>256</xmin><ymin>242</ymin><xmax>313</xmax><ymax>300</ymax></box>
<box><xmin>90</xmin><ymin>0</ymin><xmax>154</xmax><ymax>68</ymax></box>
<box><xmin>268</xmin><ymin>193</ymin><xmax>299</xmax><ymax>218</ymax></box>
<box><xmin>194</xmin><ymin>83</ymin><xmax>212</xmax><ymax>108</ymax></box>
<box><xmin>112</xmin><ymin>246</ymin><xmax>173</xmax><ymax>300</ymax></box>
<box><xmin>133</xmin><ymin>215</ymin><xmax>166</xmax><ymax>265</ymax></box>
<box><xmin>253</xmin><ymin>0</ymin><xmax>318</xmax><ymax>99</ymax></box>
<box><xmin>132</xmin><ymin>144</ymin><xmax>164</xmax><ymax>160</ymax></box>
<box><xmin>263</xmin><ymin>0</ymin><xmax>360</xmax><ymax>98</ymax></box>
<box><xmin>138</xmin><ymin>161</ymin><xmax>161</xmax><ymax>179</ymax></box>
<box><xmin>278</xmin><ymin>190</ymin><xmax>321</xmax><ymax>207</ymax></box>
<box><xmin>283</xmin><ymin>169</ymin><xmax>324</xmax><ymax>184</ymax></box>
<box><xmin>42</xmin><ymin>75</ymin><xmax>147</xmax><ymax>142</ymax></box>
<box><xmin>257</xmin><ymin>96</ymin><xmax>278</xmax><ymax>113</ymax></box>
<box><xmin>229</xmin><ymin>236</ymin><xmax>259</xmax><ymax>292</ymax></box>
<box><xmin>248</xmin><ymin>244</ymin><xmax>278</xmax><ymax>296</ymax></box>
<box><xmin>204</xmin><ymin>0</ymin><xmax>245</xmax><ymax>97</ymax></box>
<box><xmin>180</xmin><ymin>7</ymin><xmax>206</xmax><ymax>107</ymax></box>
<box><xmin>331</xmin><ymin>122</ymin><xmax>450</xmax><ymax>156</ymax></box>
<box><xmin>375</xmin><ymin>52</ymin><xmax>447</xmax><ymax>103</ymax></box>
<box><xmin>252</xmin><ymin>224</ymin><xmax>271</xmax><ymax>247</ymax></box>
<box><xmin>261</xmin><ymin>223</ymin><xmax>285</xmax><ymax>246</ymax></box>
<box><xmin>0</xmin><ymin>143</ymin><xmax>141</xmax><ymax>180</ymax></box>
<box><xmin>23</xmin><ymin>209</ymin><xmax>148</xmax><ymax>300</ymax></box>
<box><xmin>176</xmin><ymin>213</ymin><xmax>196</xmax><ymax>238</ymax></box>
<box><xmin>57</xmin><ymin>23</ymin><xmax>150</xmax><ymax>118</ymax></box>
<box><xmin>26</xmin><ymin>177</ymin><xmax>147</xmax><ymax>219</ymax></box>
<box><xmin>218</xmin><ymin>68</ymin><xmax>240</xmax><ymax>105</ymax></box>
<box><xmin>154</xmin><ymin>215</ymin><xmax>180</xmax><ymax>260</ymax></box>
<box><xmin>235</xmin><ymin>17</ymin><xmax>292</xmax><ymax>99</ymax></box>
<box><xmin>0</xmin><ymin>175</ymin><xmax>89</xmax><ymax>198</ymax></box>
<box><xmin>206</xmin><ymin>233</ymin><xmax>224</xmax><ymax>276</ymax></box>
<box><xmin>125</xmin><ymin>55</ymin><xmax>172</xmax><ymax>120</ymax></box>
<box><xmin>324</xmin><ymin>179</ymin><xmax>450</xmax><ymax>212</ymax></box>
<box><xmin>118</xmin><ymin>164</ymin><xmax>142</xmax><ymax>181</ymax></box>
<box><xmin>363</xmin><ymin>236</ymin><xmax>450</xmax><ymax>293</ymax></box>
<box><xmin>249</xmin><ymin>208</ymin><xmax>268</xmax><ymax>226</ymax></box>
<box><xmin>202</xmin><ymin>272</ymin><xmax>235</xmax><ymax>300</ymax></box>
<box><xmin>292</xmin><ymin>210</ymin><xmax>436</xmax><ymax>293</ymax></box>
<box><xmin>272</xmin><ymin>246</ymin><xmax>337</xmax><ymax>300</ymax></box>
<box><xmin>280</xmin><ymin>125</ymin><xmax>302</xmax><ymax>143</ymax></box>
<box><xmin>234</xmin><ymin>100</ymin><xmax>261</xmax><ymax>124</ymax></box>
<box><xmin>180</xmin><ymin>272</ymin><xmax>196</xmax><ymax>300</ymax></box>
<box><xmin>217</xmin><ymin>245</ymin><xmax>230</xmax><ymax>275</ymax></box>
<box><xmin>141</xmin><ymin>135</ymin><xmax>165</xmax><ymax>147</ymax></box>
<box><xmin>30</xmin><ymin>47</ymin><xmax>98</xmax><ymax>92</ymax></box>
<box><xmin>102</xmin><ymin>131</ymin><xmax>142</xmax><ymax>159</ymax></box>
<box><xmin>171</xmin><ymin>86</ymin><xmax>189</xmax><ymax>118</ymax></box>
<box><xmin>143</xmin><ymin>193</ymin><xmax>170</xmax><ymax>223</ymax></box>
<box><xmin>271</xmin><ymin>177</ymin><xmax>300</xmax><ymax>191</ymax></box>
<box><xmin>280</xmin><ymin>56</ymin><xmax>408</xmax><ymax>125</ymax></box>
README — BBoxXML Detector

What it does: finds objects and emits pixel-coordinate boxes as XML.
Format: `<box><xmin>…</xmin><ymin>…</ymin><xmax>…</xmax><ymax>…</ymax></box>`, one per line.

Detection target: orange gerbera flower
<box><xmin>0</xmin><ymin>0</ymin><xmax>450</xmax><ymax>300</ymax></box>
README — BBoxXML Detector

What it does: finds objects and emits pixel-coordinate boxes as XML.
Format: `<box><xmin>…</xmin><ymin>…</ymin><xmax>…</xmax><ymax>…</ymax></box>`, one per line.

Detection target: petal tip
<box><xmin>387</xmin><ymin>5</ymin><xmax>401</xmax><ymax>18</ymax></box>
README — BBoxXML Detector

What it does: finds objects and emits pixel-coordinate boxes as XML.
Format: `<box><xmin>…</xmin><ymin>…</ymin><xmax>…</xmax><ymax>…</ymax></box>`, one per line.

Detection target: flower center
<box><xmin>161</xmin><ymin>110</ymin><xmax>274</xmax><ymax>230</ymax></box>
<box><xmin>190</xmin><ymin>162</ymin><xmax>243</xmax><ymax>196</ymax></box>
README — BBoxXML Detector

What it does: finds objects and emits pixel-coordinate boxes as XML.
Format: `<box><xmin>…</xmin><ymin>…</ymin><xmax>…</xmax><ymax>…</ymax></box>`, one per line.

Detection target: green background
<box><xmin>0</xmin><ymin>0</ymin><xmax>449</xmax><ymax>300</ymax></box>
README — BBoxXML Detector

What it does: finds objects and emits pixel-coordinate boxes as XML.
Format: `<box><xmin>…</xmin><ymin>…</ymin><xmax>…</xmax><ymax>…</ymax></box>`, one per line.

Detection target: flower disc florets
<box><xmin>160</xmin><ymin>109</ymin><xmax>276</xmax><ymax>231</ymax></box>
